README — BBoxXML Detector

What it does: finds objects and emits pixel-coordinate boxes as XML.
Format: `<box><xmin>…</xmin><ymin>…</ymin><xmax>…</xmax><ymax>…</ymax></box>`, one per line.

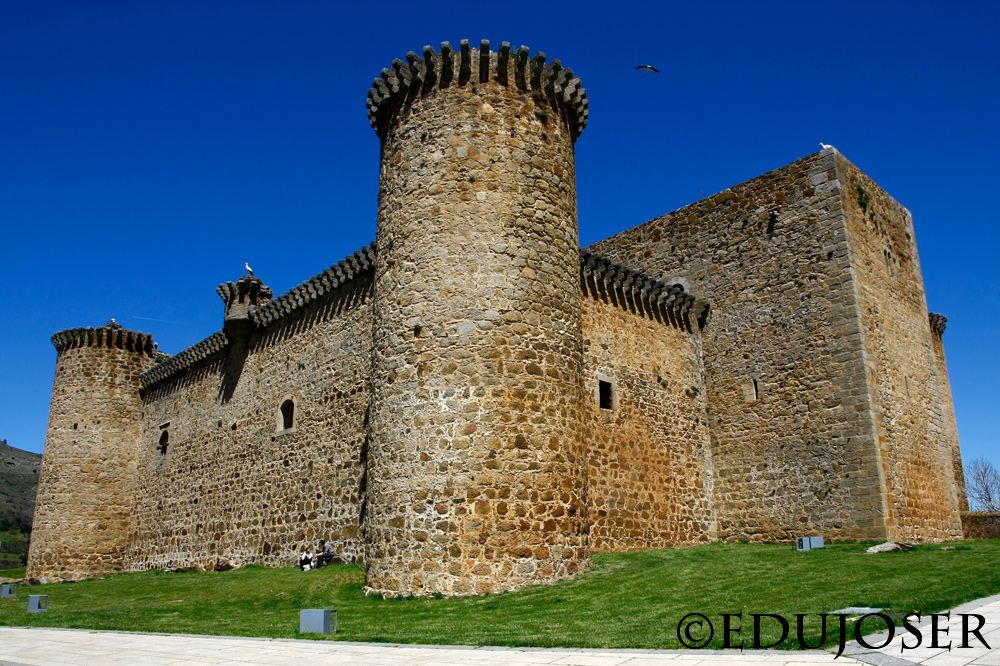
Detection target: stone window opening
<box><xmin>277</xmin><ymin>396</ymin><xmax>297</xmax><ymax>433</ymax></box>
<box><xmin>157</xmin><ymin>430</ymin><xmax>169</xmax><ymax>455</ymax></box>
<box><xmin>753</xmin><ymin>379</ymin><xmax>759</xmax><ymax>401</ymax></box>
<box><xmin>744</xmin><ymin>377</ymin><xmax>760</xmax><ymax>403</ymax></box>
<box><xmin>596</xmin><ymin>374</ymin><xmax>616</xmax><ymax>411</ymax></box>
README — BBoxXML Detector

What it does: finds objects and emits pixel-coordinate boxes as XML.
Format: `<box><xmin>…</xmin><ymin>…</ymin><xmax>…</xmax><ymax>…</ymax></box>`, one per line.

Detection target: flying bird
<box><xmin>819</xmin><ymin>142</ymin><xmax>833</xmax><ymax>150</ymax></box>
<box><xmin>635</xmin><ymin>65</ymin><xmax>659</xmax><ymax>73</ymax></box>
<box><xmin>245</xmin><ymin>262</ymin><xmax>254</xmax><ymax>277</ymax></box>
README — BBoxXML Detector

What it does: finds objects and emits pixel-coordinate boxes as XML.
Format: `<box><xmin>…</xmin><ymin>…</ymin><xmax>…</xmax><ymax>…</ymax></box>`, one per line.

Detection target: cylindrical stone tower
<box><xmin>27</xmin><ymin>322</ymin><xmax>157</xmax><ymax>582</ymax></box>
<box><xmin>363</xmin><ymin>40</ymin><xmax>591</xmax><ymax>597</ymax></box>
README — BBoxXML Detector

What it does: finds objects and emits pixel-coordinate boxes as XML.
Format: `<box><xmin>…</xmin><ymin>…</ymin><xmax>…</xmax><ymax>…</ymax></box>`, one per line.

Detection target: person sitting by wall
<box><xmin>315</xmin><ymin>539</ymin><xmax>336</xmax><ymax>568</ymax></box>
<box><xmin>299</xmin><ymin>549</ymin><xmax>314</xmax><ymax>571</ymax></box>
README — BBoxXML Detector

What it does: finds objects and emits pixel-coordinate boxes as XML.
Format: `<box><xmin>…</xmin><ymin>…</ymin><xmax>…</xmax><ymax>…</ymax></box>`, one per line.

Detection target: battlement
<box><xmin>252</xmin><ymin>244</ymin><xmax>375</xmax><ymax>327</ymax></box>
<box><xmin>51</xmin><ymin>321</ymin><xmax>156</xmax><ymax>356</ymax></box>
<box><xmin>580</xmin><ymin>249</ymin><xmax>708</xmax><ymax>330</ymax></box>
<box><xmin>216</xmin><ymin>276</ymin><xmax>274</xmax><ymax>309</ymax></box>
<box><xmin>366</xmin><ymin>40</ymin><xmax>588</xmax><ymax>140</ymax></box>
<box><xmin>140</xmin><ymin>330</ymin><xmax>229</xmax><ymax>389</ymax></box>
<box><xmin>139</xmin><ymin>245</ymin><xmax>376</xmax><ymax>389</ymax></box>
<box><xmin>929</xmin><ymin>312</ymin><xmax>948</xmax><ymax>336</ymax></box>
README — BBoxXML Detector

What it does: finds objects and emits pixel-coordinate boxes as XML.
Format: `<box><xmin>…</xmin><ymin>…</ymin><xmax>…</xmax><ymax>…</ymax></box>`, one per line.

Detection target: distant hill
<box><xmin>0</xmin><ymin>439</ymin><xmax>42</xmax><ymax>533</ymax></box>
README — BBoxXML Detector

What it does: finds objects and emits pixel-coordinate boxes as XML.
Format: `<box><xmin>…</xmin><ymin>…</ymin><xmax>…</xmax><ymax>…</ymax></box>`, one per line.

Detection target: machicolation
<box><xmin>28</xmin><ymin>39</ymin><xmax>967</xmax><ymax>596</ymax></box>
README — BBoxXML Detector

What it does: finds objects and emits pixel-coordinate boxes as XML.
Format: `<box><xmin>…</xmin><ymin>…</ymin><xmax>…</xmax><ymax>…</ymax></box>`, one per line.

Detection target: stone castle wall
<box><xmin>126</xmin><ymin>272</ymin><xmax>372</xmax><ymax>572</ymax></box>
<box><xmin>582</xmin><ymin>282</ymin><xmax>716</xmax><ymax>550</ymax></box>
<box><xmin>28</xmin><ymin>326</ymin><xmax>156</xmax><ymax>581</ymax></box>
<box><xmin>364</xmin><ymin>41</ymin><xmax>591</xmax><ymax>596</ymax></box>
<box><xmin>837</xmin><ymin>157</ymin><xmax>963</xmax><ymax>540</ymax></box>
<box><xmin>591</xmin><ymin>151</ymin><xmax>889</xmax><ymax>542</ymax></box>
<box><xmin>962</xmin><ymin>512</ymin><xmax>1000</xmax><ymax>540</ymax></box>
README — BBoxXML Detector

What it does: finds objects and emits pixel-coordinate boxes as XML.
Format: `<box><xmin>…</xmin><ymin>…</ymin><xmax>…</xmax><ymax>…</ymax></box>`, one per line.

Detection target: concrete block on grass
<box><xmin>0</xmin><ymin>584</ymin><xmax>16</xmax><ymax>598</ymax></box>
<box><xmin>300</xmin><ymin>608</ymin><xmax>336</xmax><ymax>634</ymax></box>
<box><xmin>27</xmin><ymin>594</ymin><xmax>48</xmax><ymax>613</ymax></box>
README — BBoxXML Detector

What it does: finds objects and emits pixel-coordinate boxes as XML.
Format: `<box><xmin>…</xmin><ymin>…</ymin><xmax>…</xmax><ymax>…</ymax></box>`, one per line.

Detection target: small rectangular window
<box><xmin>599</xmin><ymin>380</ymin><xmax>612</xmax><ymax>410</ymax></box>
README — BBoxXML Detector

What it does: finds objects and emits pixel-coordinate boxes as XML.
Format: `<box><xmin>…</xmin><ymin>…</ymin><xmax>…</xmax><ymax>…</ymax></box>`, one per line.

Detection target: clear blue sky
<box><xmin>1</xmin><ymin>1</ymin><xmax>997</xmax><ymax>473</ymax></box>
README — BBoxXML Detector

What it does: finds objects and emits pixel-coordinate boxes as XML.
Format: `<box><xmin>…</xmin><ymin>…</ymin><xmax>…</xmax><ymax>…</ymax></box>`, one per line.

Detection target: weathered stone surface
<box><xmin>961</xmin><ymin>512</ymin><xmax>1000</xmax><ymax>539</ymax></box>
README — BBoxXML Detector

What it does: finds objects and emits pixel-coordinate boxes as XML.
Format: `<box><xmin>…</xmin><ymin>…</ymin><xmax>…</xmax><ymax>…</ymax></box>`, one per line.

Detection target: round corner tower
<box><xmin>27</xmin><ymin>322</ymin><xmax>157</xmax><ymax>582</ymax></box>
<box><xmin>364</xmin><ymin>39</ymin><xmax>591</xmax><ymax>597</ymax></box>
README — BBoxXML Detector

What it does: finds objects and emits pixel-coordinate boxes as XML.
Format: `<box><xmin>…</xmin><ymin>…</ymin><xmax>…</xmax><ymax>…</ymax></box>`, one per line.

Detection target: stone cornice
<box><xmin>580</xmin><ymin>249</ymin><xmax>709</xmax><ymax>330</ymax></box>
<box><xmin>52</xmin><ymin>323</ymin><xmax>155</xmax><ymax>357</ymax></box>
<box><xmin>367</xmin><ymin>40</ymin><xmax>588</xmax><ymax>141</ymax></box>
<box><xmin>138</xmin><ymin>244</ymin><xmax>705</xmax><ymax>389</ymax></box>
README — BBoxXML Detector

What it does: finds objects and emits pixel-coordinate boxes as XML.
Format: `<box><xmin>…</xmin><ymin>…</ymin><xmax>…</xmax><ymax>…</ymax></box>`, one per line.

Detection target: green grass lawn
<box><xmin>1</xmin><ymin>540</ymin><xmax>997</xmax><ymax>650</ymax></box>
<box><xmin>0</xmin><ymin>567</ymin><xmax>26</xmax><ymax>579</ymax></box>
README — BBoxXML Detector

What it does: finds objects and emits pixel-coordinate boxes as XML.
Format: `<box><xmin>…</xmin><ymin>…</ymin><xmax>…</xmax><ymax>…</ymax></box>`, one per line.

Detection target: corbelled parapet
<box><xmin>252</xmin><ymin>246</ymin><xmax>374</xmax><ymax>327</ymax></box>
<box><xmin>51</xmin><ymin>321</ymin><xmax>156</xmax><ymax>356</ymax></box>
<box><xmin>217</xmin><ymin>276</ymin><xmax>273</xmax><ymax>343</ymax></box>
<box><xmin>367</xmin><ymin>39</ymin><xmax>588</xmax><ymax>141</ymax></box>
<box><xmin>580</xmin><ymin>249</ymin><xmax>708</xmax><ymax>330</ymax></box>
<box><xmin>929</xmin><ymin>312</ymin><xmax>948</xmax><ymax>337</ymax></box>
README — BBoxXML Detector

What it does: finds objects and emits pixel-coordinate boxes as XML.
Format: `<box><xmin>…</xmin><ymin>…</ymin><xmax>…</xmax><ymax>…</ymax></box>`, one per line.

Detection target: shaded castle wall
<box><xmin>590</xmin><ymin>150</ymin><xmax>888</xmax><ymax>542</ymax></box>
<box><xmin>930</xmin><ymin>321</ymin><xmax>966</xmax><ymax>512</ymax></box>
<box><xmin>126</xmin><ymin>276</ymin><xmax>372</xmax><ymax>571</ymax></box>
<box><xmin>836</xmin><ymin>156</ymin><xmax>963</xmax><ymax>541</ymax></box>
<box><xmin>581</xmin><ymin>289</ymin><xmax>715</xmax><ymax>551</ymax></box>
<box><xmin>28</xmin><ymin>326</ymin><xmax>156</xmax><ymax>581</ymax></box>
<box><xmin>364</xmin><ymin>42</ymin><xmax>591</xmax><ymax>597</ymax></box>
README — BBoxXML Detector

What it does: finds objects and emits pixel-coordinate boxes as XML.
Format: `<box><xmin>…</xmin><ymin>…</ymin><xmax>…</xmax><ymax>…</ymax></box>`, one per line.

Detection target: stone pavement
<box><xmin>0</xmin><ymin>594</ymin><xmax>996</xmax><ymax>666</ymax></box>
<box><xmin>0</xmin><ymin>628</ymin><xmax>857</xmax><ymax>666</ymax></box>
<box><xmin>840</xmin><ymin>592</ymin><xmax>1000</xmax><ymax>666</ymax></box>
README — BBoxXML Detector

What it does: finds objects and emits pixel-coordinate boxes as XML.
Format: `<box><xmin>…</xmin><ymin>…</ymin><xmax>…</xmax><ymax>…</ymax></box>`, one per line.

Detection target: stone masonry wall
<box><xmin>582</xmin><ymin>288</ymin><xmax>716</xmax><ymax>551</ymax></box>
<box><xmin>930</xmin><ymin>322</ymin><xmax>967</xmax><ymax>512</ymax></box>
<box><xmin>591</xmin><ymin>150</ymin><xmax>888</xmax><ymax>542</ymax></box>
<box><xmin>365</xmin><ymin>42</ymin><xmax>591</xmax><ymax>596</ymax></box>
<box><xmin>836</xmin><ymin>156</ymin><xmax>963</xmax><ymax>541</ymax></box>
<box><xmin>126</xmin><ymin>276</ymin><xmax>372</xmax><ymax>571</ymax></box>
<box><xmin>961</xmin><ymin>512</ymin><xmax>1000</xmax><ymax>540</ymax></box>
<box><xmin>28</xmin><ymin>326</ymin><xmax>156</xmax><ymax>581</ymax></box>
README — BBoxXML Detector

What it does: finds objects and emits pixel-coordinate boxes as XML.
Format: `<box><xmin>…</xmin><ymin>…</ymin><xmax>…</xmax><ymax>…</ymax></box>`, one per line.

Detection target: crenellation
<box><xmin>29</xmin><ymin>38</ymin><xmax>966</xmax><ymax>592</ymax></box>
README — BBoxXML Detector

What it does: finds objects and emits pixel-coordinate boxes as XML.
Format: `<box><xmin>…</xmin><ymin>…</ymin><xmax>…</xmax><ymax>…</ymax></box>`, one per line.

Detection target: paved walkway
<box><xmin>0</xmin><ymin>594</ymin><xmax>996</xmax><ymax>666</ymax></box>
<box><xmin>839</xmin><ymin>592</ymin><xmax>1000</xmax><ymax>666</ymax></box>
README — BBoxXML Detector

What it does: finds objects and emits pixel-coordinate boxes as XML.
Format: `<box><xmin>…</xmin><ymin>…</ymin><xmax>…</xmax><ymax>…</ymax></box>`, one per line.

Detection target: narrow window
<box><xmin>158</xmin><ymin>430</ymin><xmax>169</xmax><ymax>455</ymax></box>
<box><xmin>599</xmin><ymin>380</ymin><xmax>613</xmax><ymax>410</ymax></box>
<box><xmin>281</xmin><ymin>399</ymin><xmax>295</xmax><ymax>430</ymax></box>
<box><xmin>753</xmin><ymin>379</ymin><xmax>759</xmax><ymax>401</ymax></box>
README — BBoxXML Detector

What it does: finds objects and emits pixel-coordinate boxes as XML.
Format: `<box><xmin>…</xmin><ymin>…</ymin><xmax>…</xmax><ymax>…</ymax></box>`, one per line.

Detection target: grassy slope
<box><xmin>1</xmin><ymin>540</ymin><xmax>997</xmax><ymax>649</ymax></box>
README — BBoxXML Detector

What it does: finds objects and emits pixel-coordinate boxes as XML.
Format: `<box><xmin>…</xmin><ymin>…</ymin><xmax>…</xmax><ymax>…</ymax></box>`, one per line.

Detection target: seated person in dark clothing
<box><xmin>315</xmin><ymin>539</ymin><xmax>336</xmax><ymax>567</ymax></box>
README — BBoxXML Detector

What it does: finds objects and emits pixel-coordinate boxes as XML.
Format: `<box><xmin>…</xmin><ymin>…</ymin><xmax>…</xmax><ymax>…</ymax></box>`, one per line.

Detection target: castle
<box><xmin>27</xmin><ymin>40</ymin><xmax>966</xmax><ymax>596</ymax></box>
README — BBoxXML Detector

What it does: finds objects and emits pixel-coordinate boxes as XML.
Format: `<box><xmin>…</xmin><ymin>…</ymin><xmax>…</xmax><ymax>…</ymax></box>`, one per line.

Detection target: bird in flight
<box><xmin>635</xmin><ymin>65</ymin><xmax>659</xmax><ymax>73</ymax></box>
<box><xmin>245</xmin><ymin>262</ymin><xmax>254</xmax><ymax>277</ymax></box>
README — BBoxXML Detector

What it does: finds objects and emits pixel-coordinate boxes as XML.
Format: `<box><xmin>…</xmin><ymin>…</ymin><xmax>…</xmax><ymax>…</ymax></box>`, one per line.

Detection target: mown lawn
<box><xmin>1</xmin><ymin>540</ymin><xmax>997</xmax><ymax>650</ymax></box>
